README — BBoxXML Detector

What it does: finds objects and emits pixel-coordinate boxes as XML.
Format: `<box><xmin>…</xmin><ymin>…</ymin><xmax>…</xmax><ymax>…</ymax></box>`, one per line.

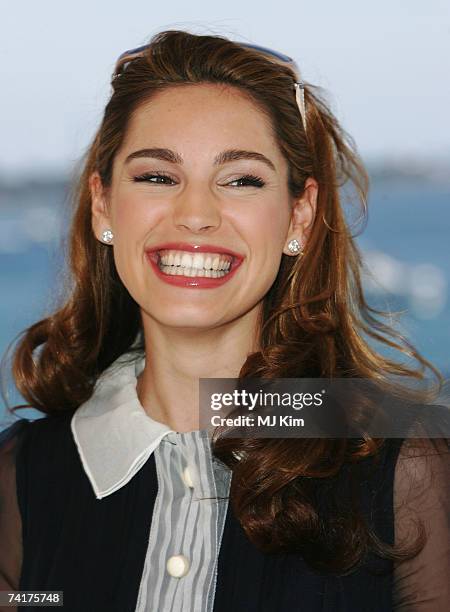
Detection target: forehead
<box><xmin>118</xmin><ymin>83</ymin><xmax>284</xmax><ymax>166</ymax></box>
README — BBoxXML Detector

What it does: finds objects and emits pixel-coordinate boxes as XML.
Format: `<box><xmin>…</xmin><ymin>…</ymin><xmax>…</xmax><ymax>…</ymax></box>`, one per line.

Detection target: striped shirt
<box><xmin>71</xmin><ymin>349</ymin><xmax>232</xmax><ymax>611</ymax></box>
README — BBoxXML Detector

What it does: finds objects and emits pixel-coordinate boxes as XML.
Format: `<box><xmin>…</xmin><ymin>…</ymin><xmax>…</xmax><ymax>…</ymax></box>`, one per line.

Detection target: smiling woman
<box><xmin>0</xmin><ymin>29</ymin><xmax>449</xmax><ymax>612</ymax></box>
<box><xmin>88</xmin><ymin>80</ymin><xmax>311</xmax><ymax>340</ymax></box>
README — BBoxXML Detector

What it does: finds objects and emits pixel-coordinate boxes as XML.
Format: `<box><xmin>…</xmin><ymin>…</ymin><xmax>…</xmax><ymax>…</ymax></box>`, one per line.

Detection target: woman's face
<box><xmin>90</xmin><ymin>83</ymin><xmax>317</xmax><ymax>332</ymax></box>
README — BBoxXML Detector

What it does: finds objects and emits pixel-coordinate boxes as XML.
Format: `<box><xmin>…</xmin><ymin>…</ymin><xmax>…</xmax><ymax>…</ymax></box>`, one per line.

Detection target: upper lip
<box><xmin>145</xmin><ymin>242</ymin><xmax>244</xmax><ymax>261</ymax></box>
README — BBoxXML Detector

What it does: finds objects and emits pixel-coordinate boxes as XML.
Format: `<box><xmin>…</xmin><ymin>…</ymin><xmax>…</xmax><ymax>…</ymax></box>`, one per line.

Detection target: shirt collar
<box><xmin>71</xmin><ymin>349</ymin><xmax>175</xmax><ymax>500</ymax></box>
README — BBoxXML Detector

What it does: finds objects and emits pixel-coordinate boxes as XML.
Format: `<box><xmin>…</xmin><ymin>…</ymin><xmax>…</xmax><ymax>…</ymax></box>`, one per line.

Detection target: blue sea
<box><xmin>1</xmin><ymin>177</ymin><xmax>449</xmax><ymax>427</ymax></box>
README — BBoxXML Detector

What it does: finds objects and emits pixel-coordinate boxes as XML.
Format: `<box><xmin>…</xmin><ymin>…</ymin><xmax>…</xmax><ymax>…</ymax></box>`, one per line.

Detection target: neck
<box><xmin>136</xmin><ymin>309</ymin><xmax>261</xmax><ymax>433</ymax></box>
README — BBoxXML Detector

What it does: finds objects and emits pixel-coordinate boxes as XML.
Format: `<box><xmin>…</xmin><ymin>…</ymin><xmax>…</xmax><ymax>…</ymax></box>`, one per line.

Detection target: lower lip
<box><xmin>145</xmin><ymin>252</ymin><xmax>243</xmax><ymax>288</ymax></box>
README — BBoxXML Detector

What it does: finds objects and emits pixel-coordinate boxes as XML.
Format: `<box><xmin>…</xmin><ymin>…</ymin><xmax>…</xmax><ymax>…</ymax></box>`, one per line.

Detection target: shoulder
<box><xmin>393</xmin><ymin>436</ymin><xmax>449</xmax><ymax>506</ymax></box>
<box><xmin>0</xmin><ymin>418</ymin><xmax>31</xmax><ymax>446</ymax></box>
<box><xmin>356</xmin><ymin>435</ymin><xmax>449</xmax><ymax>494</ymax></box>
<box><xmin>0</xmin><ymin>418</ymin><xmax>33</xmax><ymax>463</ymax></box>
<box><xmin>390</xmin><ymin>400</ymin><xmax>449</xmax><ymax>500</ymax></box>
<box><xmin>365</xmin><ymin>435</ymin><xmax>448</xmax><ymax>516</ymax></box>
<box><xmin>357</xmin><ymin>397</ymin><xmax>450</xmax><ymax>482</ymax></box>
<box><xmin>19</xmin><ymin>411</ymin><xmax>76</xmax><ymax>455</ymax></box>
<box><xmin>11</xmin><ymin>411</ymin><xmax>75</xmax><ymax>438</ymax></box>
<box><xmin>1</xmin><ymin>412</ymin><xmax>77</xmax><ymax>472</ymax></box>
<box><xmin>0</xmin><ymin>420</ymin><xmax>33</xmax><ymax>511</ymax></box>
<box><xmin>1</xmin><ymin>412</ymin><xmax>74</xmax><ymax>438</ymax></box>
<box><xmin>1</xmin><ymin>413</ymin><xmax>79</xmax><ymax>515</ymax></box>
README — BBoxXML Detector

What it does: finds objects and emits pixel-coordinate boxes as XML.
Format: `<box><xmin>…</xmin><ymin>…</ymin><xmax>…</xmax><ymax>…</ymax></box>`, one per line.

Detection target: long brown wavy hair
<box><xmin>2</xmin><ymin>29</ymin><xmax>448</xmax><ymax>575</ymax></box>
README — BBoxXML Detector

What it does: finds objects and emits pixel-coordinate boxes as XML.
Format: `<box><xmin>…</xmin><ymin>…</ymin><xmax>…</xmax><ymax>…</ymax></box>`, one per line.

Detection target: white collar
<box><xmin>71</xmin><ymin>349</ymin><xmax>175</xmax><ymax>500</ymax></box>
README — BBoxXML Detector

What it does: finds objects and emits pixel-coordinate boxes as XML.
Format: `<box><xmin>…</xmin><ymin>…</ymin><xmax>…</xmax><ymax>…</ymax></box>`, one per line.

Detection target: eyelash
<box><xmin>132</xmin><ymin>172</ymin><xmax>266</xmax><ymax>188</ymax></box>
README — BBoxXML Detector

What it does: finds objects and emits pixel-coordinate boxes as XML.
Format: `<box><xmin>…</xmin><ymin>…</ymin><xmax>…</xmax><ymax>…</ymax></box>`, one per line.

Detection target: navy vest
<box><xmin>15</xmin><ymin>413</ymin><xmax>401</xmax><ymax>611</ymax></box>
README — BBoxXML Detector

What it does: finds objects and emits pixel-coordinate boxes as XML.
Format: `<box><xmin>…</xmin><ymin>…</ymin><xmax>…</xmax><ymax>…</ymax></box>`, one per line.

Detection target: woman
<box><xmin>0</xmin><ymin>29</ymin><xmax>449</xmax><ymax>611</ymax></box>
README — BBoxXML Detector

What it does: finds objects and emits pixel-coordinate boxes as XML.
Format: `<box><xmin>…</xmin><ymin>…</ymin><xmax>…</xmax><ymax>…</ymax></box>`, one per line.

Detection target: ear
<box><xmin>89</xmin><ymin>171</ymin><xmax>112</xmax><ymax>243</ymax></box>
<box><xmin>283</xmin><ymin>177</ymin><xmax>318</xmax><ymax>256</ymax></box>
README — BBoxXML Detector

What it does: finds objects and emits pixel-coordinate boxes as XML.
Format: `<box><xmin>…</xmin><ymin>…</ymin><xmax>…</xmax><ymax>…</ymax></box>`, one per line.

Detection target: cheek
<box><xmin>111</xmin><ymin>194</ymin><xmax>163</xmax><ymax>259</ymax></box>
<box><xmin>112</xmin><ymin>194</ymin><xmax>153</xmax><ymax>235</ymax></box>
<box><xmin>253</xmin><ymin>204</ymin><xmax>291</xmax><ymax>282</ymax></box>
<box><xmin>237</xmin><ymin>210</ymin><xmax>287</xmax><ymax>296</ymax></box>
<box><xmin>108</xmin><ymin>197</ymin><xmax>154</xmax><ymax>291</ymax></box>
<box><xmin>241</xmin><ymin>203</ymin><xmax>289</xmax><ymax>256</ymax></box>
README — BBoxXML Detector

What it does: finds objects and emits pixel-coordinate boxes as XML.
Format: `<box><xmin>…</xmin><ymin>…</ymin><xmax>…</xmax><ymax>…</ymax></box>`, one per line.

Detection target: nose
<box><xmin>172</xmin><ymin>184</ymin><xmax>222</xmax><ymax>233</ymax></box>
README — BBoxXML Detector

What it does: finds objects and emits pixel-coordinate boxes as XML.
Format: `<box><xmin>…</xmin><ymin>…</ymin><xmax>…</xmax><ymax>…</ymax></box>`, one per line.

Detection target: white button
<box><xmin>166</xmin><ymin>554</ymin><xmax>190</xmax><ymax>578</ymax></box>
<box><xmin>182</xmin><ymin>466</ymin><xmax>194</xmax><ymax>488</ymax></box>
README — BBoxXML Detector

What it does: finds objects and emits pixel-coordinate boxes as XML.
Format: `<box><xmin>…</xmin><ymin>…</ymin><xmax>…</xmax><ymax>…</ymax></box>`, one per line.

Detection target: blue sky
<box><xmin>1</xmin><ymin>0</ymin><xmax>449</xmax><ymax>175</ymax></box>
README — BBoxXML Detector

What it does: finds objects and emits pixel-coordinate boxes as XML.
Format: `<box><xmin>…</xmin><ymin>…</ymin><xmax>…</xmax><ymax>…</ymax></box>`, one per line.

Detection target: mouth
<box><xmin>145</xmin><ymin>245</ymin><xmax>244</xmax><ymax>288</ymax></box>
<box><xmin>155</xmin><ymin>249</ymin><xmax>235</xmax><ymax>277</ymax></box>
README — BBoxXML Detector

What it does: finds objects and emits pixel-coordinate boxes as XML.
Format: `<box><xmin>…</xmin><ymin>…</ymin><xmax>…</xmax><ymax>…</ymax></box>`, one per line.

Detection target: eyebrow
<box><xmin>124</xmin><ymin>147</ymin><xmax>276</xmax><ymax>172</ymax></box>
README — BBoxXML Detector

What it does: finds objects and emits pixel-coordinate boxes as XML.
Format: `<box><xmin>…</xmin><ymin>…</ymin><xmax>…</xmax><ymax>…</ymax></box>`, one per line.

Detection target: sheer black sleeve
<box><xmin>392</xmin><ymin>436</ymin><xmax>450</xmax><ymax>611</ymax></box>
<box><xmin>0</xmin><ymin>420</ymin><xmax>30</xmax><ymax>612</ymax></box>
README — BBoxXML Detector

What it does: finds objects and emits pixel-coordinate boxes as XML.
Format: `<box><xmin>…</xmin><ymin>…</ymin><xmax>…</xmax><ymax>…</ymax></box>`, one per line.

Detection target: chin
<box><xmin>145</xmin><ymin>309</ymin><xmax>221</xmax><ymax>329</ymax></box>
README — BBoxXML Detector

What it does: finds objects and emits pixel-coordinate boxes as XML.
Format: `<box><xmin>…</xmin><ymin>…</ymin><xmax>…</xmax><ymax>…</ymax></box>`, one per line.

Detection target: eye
<box><xmin>226</xmin><ymin>174</ymin><xmax>265</xmax><ymax>188</ymax></box>
<box><xmin>132</xmin><ymin>172</ymin><xmax>177</xmax><ymax>185</ymax></box>
<box><xmin>132</xmin><ymin>172</ymin><xmax>266</xmax><ymax>188</ymax></box>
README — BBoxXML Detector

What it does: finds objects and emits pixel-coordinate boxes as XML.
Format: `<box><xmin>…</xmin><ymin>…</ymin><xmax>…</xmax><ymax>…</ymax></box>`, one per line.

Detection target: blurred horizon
<box><xmin>1</xmin><ymin>155</ymin><xmax>449</xmax><ymax>188</ymax></box>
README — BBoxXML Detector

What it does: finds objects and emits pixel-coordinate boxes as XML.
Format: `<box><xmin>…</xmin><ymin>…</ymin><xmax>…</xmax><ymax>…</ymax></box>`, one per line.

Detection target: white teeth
<box><xmin>181</xmin><ymin>253</ymin><xmax>192</xmax><ymax>268</ymax></box>
<box><xmin>192</xmin><ymin>253</ymin><xmax>204</xmax><ymax>270</ymax></box>
<box><xmin>158</xmin><ymin>249</ymin><xmax>233</xmax><ymax>271</ymax></box>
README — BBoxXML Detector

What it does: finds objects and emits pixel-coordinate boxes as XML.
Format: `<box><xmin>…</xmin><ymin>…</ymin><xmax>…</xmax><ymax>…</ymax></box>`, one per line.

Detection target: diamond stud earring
<box><xmin>287</xmin><ymin>238</ymin><xmax>303</xmax><ymax>255</ymax></box>
<box><xmin>101</xmin><ymin>229</ymin><xmax>114</xmax><ymax>243</ymax></box>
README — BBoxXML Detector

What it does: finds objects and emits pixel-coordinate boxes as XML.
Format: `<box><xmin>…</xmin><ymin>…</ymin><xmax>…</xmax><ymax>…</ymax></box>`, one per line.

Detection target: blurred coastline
<box><xmin>1</xmin><ymin>156</ymin><xmax>449</xmax><ymax>424</ymax></box>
